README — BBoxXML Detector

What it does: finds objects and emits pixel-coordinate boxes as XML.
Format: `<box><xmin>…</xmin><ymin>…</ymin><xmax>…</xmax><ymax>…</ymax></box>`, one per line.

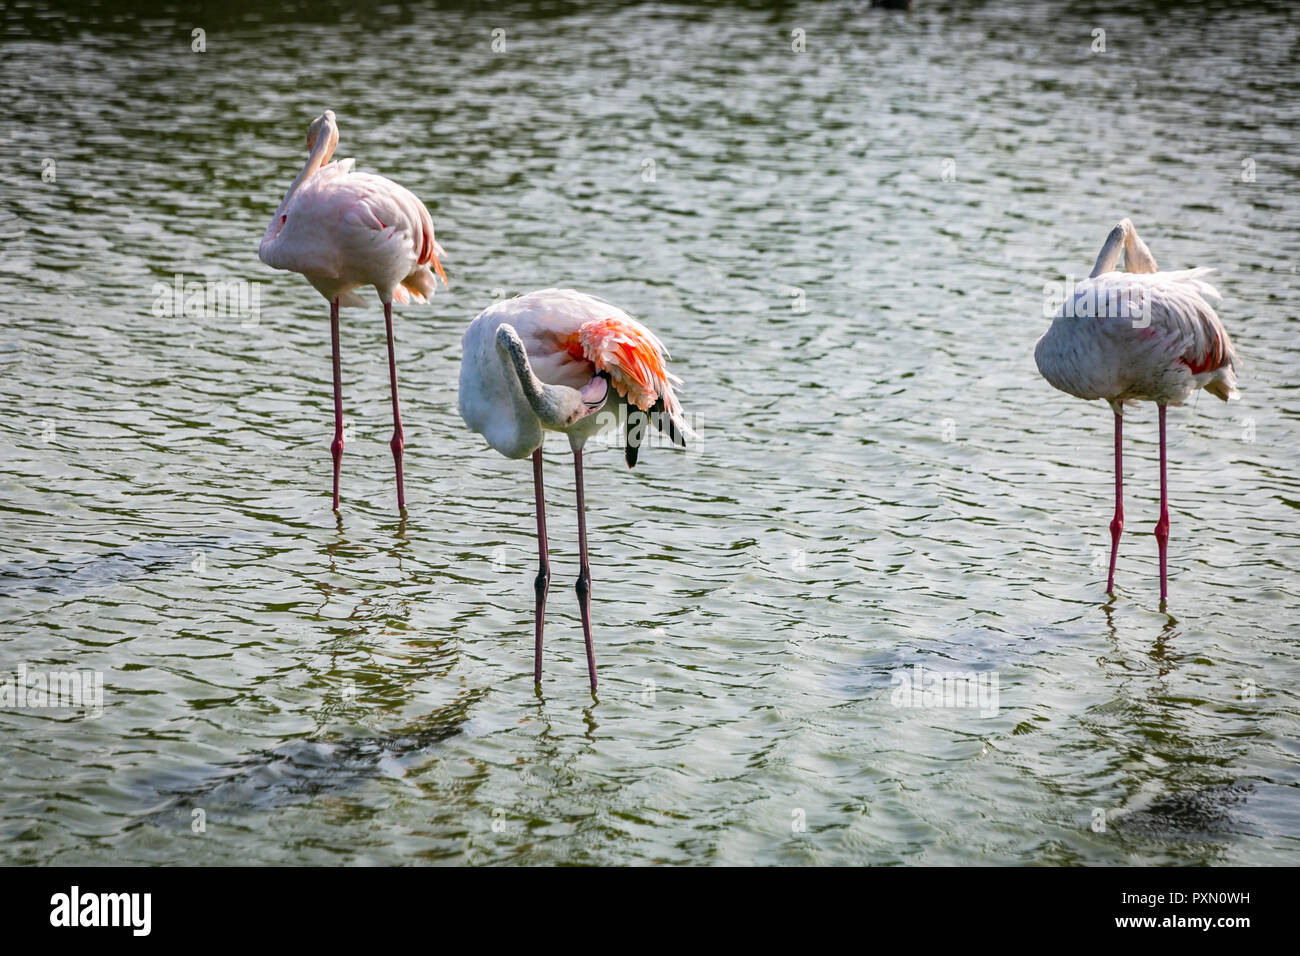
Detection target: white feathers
<box><xmin>457</xmin><ymin>289</ymin><xmax>692</xmax><ymax>459</ymax></box>
<box><xmin>1035</xmin><ymin>268</ymin><xmax>1238</xmax><ymax>408</ymax></box>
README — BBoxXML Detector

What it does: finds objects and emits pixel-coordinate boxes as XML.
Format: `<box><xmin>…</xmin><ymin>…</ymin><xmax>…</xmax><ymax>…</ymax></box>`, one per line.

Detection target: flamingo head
<box><xmin>305</xmin><ymin>109</ymin><xmax>339</xmax><ymax>163</ymax></box>
<box><xmin>259</xmin><ymin>110</ymin><xmax>341</xmax><ymax>258</ymax></box>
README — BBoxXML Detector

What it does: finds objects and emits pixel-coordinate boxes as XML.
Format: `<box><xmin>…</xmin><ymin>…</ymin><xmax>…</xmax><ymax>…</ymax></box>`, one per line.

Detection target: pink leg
<box><xmin>532</xmin><ymin>448</ymin><xmax>550</xmax><ymax>684</ymax></box>
<box><xmin>1107</xmin><ymin>410</ymin><xmax>1124</xmax><ymax>594</ymax></box>
<box><xmin>329</xmin><ymin>297</ymin><xmax>344</xmax><ymax>511</ymax></box>
<box><xmin>573</xmin><ymin>449</ymin><xmax>597</xmax><ymax>692</ymax></box>
<box><xmin>384</xmin><ymin>300</ymin><xmax>406</xmax><ymax>511</ymax></box>
<box><xmin>1155</xmin><ymin>404</ymin><xmax>1170</xmax><ymax>601</ymax></box>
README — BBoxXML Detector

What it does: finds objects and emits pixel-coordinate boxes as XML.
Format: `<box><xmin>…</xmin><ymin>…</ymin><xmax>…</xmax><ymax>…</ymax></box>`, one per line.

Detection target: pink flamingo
<box><xmin>1035</xmin><ymin>219</ymin><xmax>1240</xmax><ymax>601</ymax></box>
<box><xmin>458</xmin><ymin>289</ymin><xmax>692</xmax><ymax>690</ymax></box>
<box><xmin>259</xmin><ymin>109</ymin><xmax>447</xmax><ymax>512</ymax></box>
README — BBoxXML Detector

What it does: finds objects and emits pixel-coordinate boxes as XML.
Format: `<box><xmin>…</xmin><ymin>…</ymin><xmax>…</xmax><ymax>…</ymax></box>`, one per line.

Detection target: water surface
<box><xmin>1</xmin><ymin>0</ymin><xmax>1298</xmax><ymax>865</ymax></box>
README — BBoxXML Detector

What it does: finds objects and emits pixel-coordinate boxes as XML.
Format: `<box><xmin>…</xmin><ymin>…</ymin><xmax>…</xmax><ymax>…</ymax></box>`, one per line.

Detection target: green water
<box><xmin>1</xmin><ymin>0</ymin><xmax>1298</xmax><ymax>865</ymax></box>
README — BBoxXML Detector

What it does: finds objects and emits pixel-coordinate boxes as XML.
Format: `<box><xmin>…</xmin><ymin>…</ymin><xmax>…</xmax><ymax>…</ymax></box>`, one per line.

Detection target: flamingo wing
<box><xmin>567</xmin><ymin>313</ymin><xmax>693</xmax><ymax>463</ymax></box>
<box><xmin>572</xmin><ymin>316</ymin><xmax>685</xmax><ymax>415</ymax></box>
<box><xmin>1099</xmin><ymin>269</ymin><xmax>1240</xmax><ymax>400</ymax></box>
<box><xmin>336</xmin><ymin>172</ymin><xmax>447</xmax><ymax>297</ymax></box>
<box><xmin>1141</xmin><ymin>269</ymin><xmax>1237</xmax><ymax>378</ymax></box>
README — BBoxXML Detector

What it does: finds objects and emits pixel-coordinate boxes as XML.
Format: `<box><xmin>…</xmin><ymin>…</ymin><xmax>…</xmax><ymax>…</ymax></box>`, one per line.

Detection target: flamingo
<box><xmin>458</xmin><ymin>289</ymin><xmax>692</xmax><ymax>690</ymax></box>
<box><xmin>1034</xmin><ymin>218</ymin><xmax>1240</xmax><ymax>601</ymax></box>
<box><xmin>258</xmin><ymin>109</ymin><xmax>447</xmax><ymax>512</ymax></box>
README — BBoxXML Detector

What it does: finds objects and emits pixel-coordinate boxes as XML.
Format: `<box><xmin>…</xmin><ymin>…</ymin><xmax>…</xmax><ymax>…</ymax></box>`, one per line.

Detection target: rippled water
<box><xmin>2</xmin><ymin>0</ymin><xmax>1298</xmax><ymax>865</ymax></box>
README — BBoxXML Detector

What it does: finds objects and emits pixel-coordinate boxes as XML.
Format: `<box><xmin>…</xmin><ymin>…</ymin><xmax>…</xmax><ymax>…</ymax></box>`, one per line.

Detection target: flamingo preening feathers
<box><xmin>258</xmin><ymin>109</ymin><xmax>447</xmax><ymax>511</ymax></box>
<box><xmin>458</xmin><ymin>289</ymin><xmax>692</xmax><ymax>690</ymax></box>
<box><xmin>1035</xmin><ymin>219</ymin><xmax>1240</xmax><ymax>601</ymax></box>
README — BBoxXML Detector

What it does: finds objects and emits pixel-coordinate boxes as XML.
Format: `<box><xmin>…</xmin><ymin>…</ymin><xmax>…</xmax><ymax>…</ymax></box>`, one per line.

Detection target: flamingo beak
<box><xmin>305</xmin><ymin>110</ymin><xmax>335</xmax><ymax>150</ymax></box>
<box><xmin>580</xmin><ymin>376</ymin><xmax>610</xmax><ymax>414</ymax></box>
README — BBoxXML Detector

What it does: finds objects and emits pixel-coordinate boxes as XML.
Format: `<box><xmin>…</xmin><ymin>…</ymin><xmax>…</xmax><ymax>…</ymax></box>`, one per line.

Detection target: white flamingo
<box><xmin>259</xmin><ymin>109</ymin><xmax>447</xmax><ymax>512</ymax></box>
<box><xmin>458</xmin><ymin>289</ymin><xmax>692</xmax><ymax>690</ymax></box>
<box><xmin>1035</xmin><ymin>218</ymin><xmax>1239</xmax><ymax>601</ymax></box>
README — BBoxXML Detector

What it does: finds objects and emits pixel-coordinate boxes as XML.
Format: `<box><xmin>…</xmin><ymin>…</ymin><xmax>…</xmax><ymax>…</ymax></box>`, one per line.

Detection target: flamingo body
<box><xmin>260</xmin><ymin>163</ymin><xmax>444</xmax><ymax>307</ymax></box>
<box><xmin>1035</xmin><ymin>269</ymin><xmax>1238</xmax><ymax>409</ymax></box>
<box><xmin>457</xmin><ymin>288</ymin><xmax>691</xmax><ymax>690</ymax></box>
<box><xmin>458</xmin><ymin>288</ymin><xmax>690</xmax><ymax>460</ymax></box>
<box><xmin>259</xmin><ymin>110</ymin><xmax>445</xmax><ymax>308</ymax></box>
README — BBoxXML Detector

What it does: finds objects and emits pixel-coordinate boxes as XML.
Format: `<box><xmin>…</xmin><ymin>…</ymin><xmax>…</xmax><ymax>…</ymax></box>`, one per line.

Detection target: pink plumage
<box><xmin>457</xmin><ymin>289</ymin><xmax>692</xmax><ymax>690</ymax></box>
<box><xmin>1036</xmin><ymin>268</ymin><xmax>1238</xmax><ymax>409</ymax></box>
<box><xmin>259</xmin><ymin>109</ymin><xmax>446</xmax><ymax>308</ymax></box>
<box><xmin>576</xmin><ymin>315</ymin><xmax>683</xmax><ymax>414</ymax></box>
<box><xmin>258</xmin><ymin>109</ymin><xmax>447</xmax><ymax>512</ymax></box>
<box><xmin>1035</xmin><ymin>219</ymin><xmax>1241</xmax><ymax>602</ymax></box>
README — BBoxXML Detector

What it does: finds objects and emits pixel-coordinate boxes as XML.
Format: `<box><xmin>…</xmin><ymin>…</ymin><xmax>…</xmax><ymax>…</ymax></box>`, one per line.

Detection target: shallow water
<box><xmin>1</xmin><ymin>0</ymin><xmax>1298</xmax><ymax>865</ymax></box>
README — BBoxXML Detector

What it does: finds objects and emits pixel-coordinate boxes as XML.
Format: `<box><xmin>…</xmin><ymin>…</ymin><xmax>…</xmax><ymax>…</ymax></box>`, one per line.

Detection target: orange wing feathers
<box><xmin>414</xmin><ymin>201</ymin><xmax>448</xmax><ymax>286</ymax></box>
<box><xmin>571</xmin><ymin>316</ymin><xmax>678</xmax><ymax>412</ymax></box>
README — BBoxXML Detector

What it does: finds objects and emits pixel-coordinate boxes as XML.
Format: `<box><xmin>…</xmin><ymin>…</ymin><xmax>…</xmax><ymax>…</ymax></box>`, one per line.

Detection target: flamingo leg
<box><xmin>329</xmin><ymin>296</ymin><xmax>344</xmax><ymax>511</ymax></box>
<box><xmin>384</xmin><ymin>301</ymin><xmax>406</xmax><ymax>511</ymax></box>
<box><xmin>572</xmin><ymin>449</ymin><xmax>597</xmax><ymax>691</ymax></box>
<box><xmin>1107</xmin><ymin>409</ymin><xmax>1124</xmax><ymax>595</ymax></box>
<box><xmin>531</xmin><ymin>448</ymin><xmax>550</xmax><ymax>684</ymax></box>
<box><xmin>1155</xmin><ymin>404</ymin><xmax>1170</xmax><ymax>601</ymax></box>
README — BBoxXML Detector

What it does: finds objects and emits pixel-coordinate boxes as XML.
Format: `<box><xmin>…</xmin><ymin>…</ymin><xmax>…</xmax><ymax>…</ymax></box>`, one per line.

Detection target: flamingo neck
<box><xmin>279</xmin><ymin>124</ymin><xmax>337</xmax><ymax>208</ymax></box>
<box><xmin>496</xmin><ymin>325</ymin><xmax>585</xmax><ymax>430</ymax></box>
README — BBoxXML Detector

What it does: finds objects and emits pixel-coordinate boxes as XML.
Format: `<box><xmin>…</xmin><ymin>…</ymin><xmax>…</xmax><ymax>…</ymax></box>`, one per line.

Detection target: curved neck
<box><xmin>278</xmin><ymin>121</ymin><xmax>337</xmax><ymax>210</ymax></box>
<box><xmin>496</xmin><ymin>326</ymin><xmax>582</xmax><ymax>429</ymax></box>
<box><xmin>1090</xmin><ymin>224</ymin><xmax>1126</xmax><ymax>277</ymax></box>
